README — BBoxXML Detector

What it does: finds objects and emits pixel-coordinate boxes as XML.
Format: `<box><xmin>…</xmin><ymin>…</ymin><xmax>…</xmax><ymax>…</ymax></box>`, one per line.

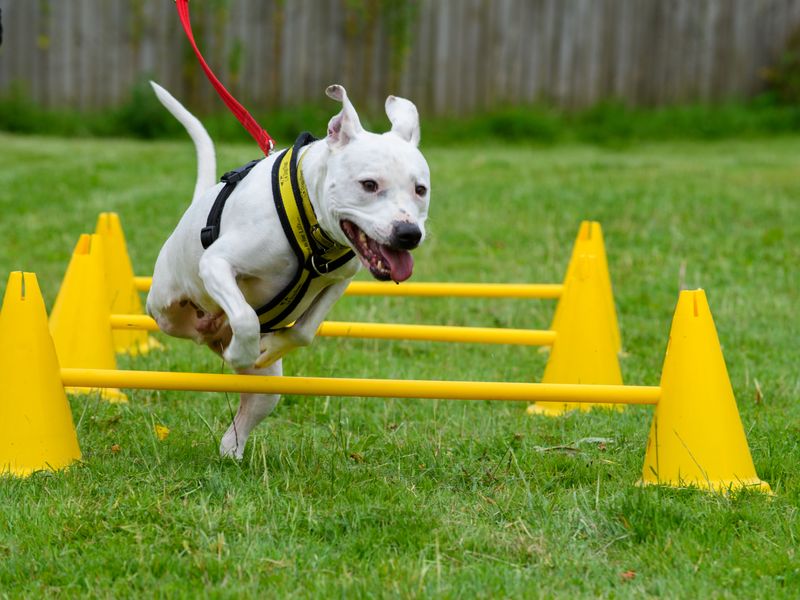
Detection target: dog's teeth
<box><xmin>359</xmin><ymin>231</ymin><xmax>367</xmax><ymax>243</ymax></box>
<box><xmin>376</xmin><ymin>260</ymin><xmax>385</xmax><ymax>270</ymax></box>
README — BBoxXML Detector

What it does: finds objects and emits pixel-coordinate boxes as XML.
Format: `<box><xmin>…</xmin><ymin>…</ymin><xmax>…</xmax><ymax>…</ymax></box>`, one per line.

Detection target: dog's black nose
<box><xmin>391</xmin><ymin>222</ymin><xmax>422</xmax><ymax>250</ymax></box>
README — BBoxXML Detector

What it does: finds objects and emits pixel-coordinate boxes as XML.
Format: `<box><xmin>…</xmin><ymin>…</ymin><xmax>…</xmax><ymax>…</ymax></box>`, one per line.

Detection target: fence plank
<box><xmin>1</xmin><ymin>0</ymin><xmax>799</xmax><ymax>115</ymax></box>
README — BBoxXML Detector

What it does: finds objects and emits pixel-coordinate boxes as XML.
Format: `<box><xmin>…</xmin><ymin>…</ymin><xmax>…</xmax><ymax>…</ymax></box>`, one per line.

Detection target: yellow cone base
<box><xmin>640</xmin><ymin>290</ymin><xmax>770</xmax><ymax>494</ymax></box>
<box><xmin>525</xmin><ymin>401</ymin><xmax>622</xmax><ymax>416</ymax></box>
<box><xmin>0</xmin><ymin>273</ymin><xmax>81</xmax><ymax>477</ymax></box>
<box><xmin>526</xmin><ymin>402</ymin><xmax>616</xmax><ymax>416</ymax></box>
<box><xmin>95</xmin><ymin>212</ymin><xmax>160</xmax><ymax>356</ymax></box>
<box><xmin>640</xmin><ymin>477</ymin><xmax>771</xmax><ymax>494</ymax></box>
<box><xmin>49</xmin><ymin>234</ymin><xmax>128</xmax><ymax>403</ymax></box>
<box><xmin>124</xmin><ymin>336</ymin><xmax>164</xmax><ymax>356</ymax></box>
<box><xmin>65</xmin><ymin>386</ymin><xmax>128</xmax><ymax>404</ymax></box>
<box><xmin>531</xmin><ymin>245</ymin><xmax>623</xmax><ymax>416</ymax></box>
<box><xmin>113</xmin><ymin>333</ymin><xmax>163</xmax><ymax>357</ymax></box>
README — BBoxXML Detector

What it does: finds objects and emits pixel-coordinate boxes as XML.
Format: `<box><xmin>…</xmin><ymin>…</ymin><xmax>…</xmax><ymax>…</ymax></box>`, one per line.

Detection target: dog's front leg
<box><xmin>219</xmin><ymin>360</ymin><xmax>282</xmax><ymax>459</ymax></box>
<box><xmin>256</xmin><ymin>279</ymin><xmax>351</xmax><ymax>367</ymax></box>
<box><xmin>199</xmin><ymin>252</ymin><xmax>260</xmax><ymax>369</ymax></box>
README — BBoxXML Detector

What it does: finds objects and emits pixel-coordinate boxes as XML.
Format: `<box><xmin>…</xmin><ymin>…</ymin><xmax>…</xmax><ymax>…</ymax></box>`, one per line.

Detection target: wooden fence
<box><xmin>1</xmin><ymin>0</ymin><xmax>799</xmax><ymax>115</ymax></box>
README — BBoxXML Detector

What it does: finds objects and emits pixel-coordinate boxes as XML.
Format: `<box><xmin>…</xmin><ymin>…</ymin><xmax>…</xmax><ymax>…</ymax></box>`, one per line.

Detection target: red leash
<box><xmin>175</xmin><ymin>0</ymin><xmax>275</xmax><ymax>155</ymax></box>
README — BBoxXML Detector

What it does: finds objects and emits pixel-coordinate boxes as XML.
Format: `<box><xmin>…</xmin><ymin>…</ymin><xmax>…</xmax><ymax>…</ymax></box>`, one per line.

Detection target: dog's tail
<box><xmin>150</xmin><ymin>81</ymin><xmax>217</xmax><ymax>202</ymax></box>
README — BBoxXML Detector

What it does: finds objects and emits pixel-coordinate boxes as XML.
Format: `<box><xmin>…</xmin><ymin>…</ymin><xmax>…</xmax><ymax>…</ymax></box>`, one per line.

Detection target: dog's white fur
<box><xmin>146</xmin><ymin>82</ymin><xmax>431</xmax><ymax>459</ymax></box>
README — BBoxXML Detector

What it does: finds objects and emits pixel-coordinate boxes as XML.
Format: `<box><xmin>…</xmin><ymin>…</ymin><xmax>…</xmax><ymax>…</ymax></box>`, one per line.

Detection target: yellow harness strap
<box><xmin>255</xmin><ymin>133</ymin><xmax>355</xmax><ymax>332</ymax></box>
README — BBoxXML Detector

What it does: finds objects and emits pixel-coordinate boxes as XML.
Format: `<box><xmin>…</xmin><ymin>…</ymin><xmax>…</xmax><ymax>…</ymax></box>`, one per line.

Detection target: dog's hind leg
<box><xmin>150</xmin><ymin>299</ymin><xmax>228</xmax><ymax>346</ymax></box>
<box><xmin>219</xmin><ymin>359</ymin><xmax>282</xmax><ymax>460</ymax></box>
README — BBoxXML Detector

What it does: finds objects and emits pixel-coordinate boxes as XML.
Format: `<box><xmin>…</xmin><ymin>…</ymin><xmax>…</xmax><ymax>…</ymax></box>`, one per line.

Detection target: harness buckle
<box><xmin>306</xmin><ymin>255</ymin><xmax>331</xmax><ymax>277</ymax></box>
<box><xmin>221</xmin><ymin>159</ymin><xmax>262</xmax><ymax>184</ymax></box>
<box><xmin>310</xmin><ymin>224</ymin><xmax>336</xmax><ymax>251</ymax></box>
<box><xmin>200</xmin><ymin>225</ymin><xmax>218</xmax><ymax>249</ymax></box>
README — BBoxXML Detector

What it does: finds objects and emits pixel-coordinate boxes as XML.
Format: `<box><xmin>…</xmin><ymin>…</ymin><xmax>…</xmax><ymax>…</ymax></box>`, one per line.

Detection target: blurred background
<box><xmin>1</xmin><ymin>0</ymin><xmax>800</xmax><ymax>142</ymax></box>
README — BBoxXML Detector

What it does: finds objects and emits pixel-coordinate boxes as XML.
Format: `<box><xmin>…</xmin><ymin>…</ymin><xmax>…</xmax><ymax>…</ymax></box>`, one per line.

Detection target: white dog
<box><xmin>146</xmin><ymin>82</ymin><xmax>431</xmax><ymax>459</ymax></box>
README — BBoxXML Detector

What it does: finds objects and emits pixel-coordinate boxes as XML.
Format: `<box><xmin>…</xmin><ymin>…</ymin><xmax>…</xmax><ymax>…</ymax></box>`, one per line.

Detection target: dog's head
<box><xmin>319</xmin><ymin>84</ymin><xmax>430</xmax><ymax>283</ymax></box>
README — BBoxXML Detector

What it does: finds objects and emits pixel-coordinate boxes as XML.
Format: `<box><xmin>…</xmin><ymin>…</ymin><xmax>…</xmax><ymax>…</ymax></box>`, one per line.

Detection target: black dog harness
<box><xmin>201</xmin><ymin>132</ymin><xmax>355</xmax><ymax>332</ymax></box>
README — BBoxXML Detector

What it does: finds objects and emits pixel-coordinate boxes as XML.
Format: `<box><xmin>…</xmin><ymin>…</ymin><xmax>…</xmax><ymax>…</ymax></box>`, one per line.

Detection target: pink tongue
<box><xmin>379</xmin><ymin>246</ymin><xmax>414</xmax><ymax>283</ymax></box>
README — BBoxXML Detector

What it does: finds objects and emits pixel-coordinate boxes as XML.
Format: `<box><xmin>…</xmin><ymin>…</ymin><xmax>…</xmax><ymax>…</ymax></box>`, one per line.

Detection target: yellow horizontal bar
<box><xmin>133</xmin><ymin>276</ymin><xmax>563</xmax><ymax>299</ymax></box>
<box><xmin>61</xmin><ymin>368</ymin><xmax>661</xmax><ymax>405</ymax></box>
<box><xmin>133</xmin><ymin>276</ymin><xmax>152</xmax><ymax>292</ymax></box>
<box><xmin>110</xmin><ymin>314</ymin><xmax>159</xmax><ymax>331</ymax></box>
<box><xmin>318</xmin><ymin>321</ymin><xmax>556</xmax><ymax>346</ymax></box>
<box><xmin>110</xmin><ymin>314</ymin><xmax>556</xmax><ymax>346</ymax></box>
<box><xmin>343</xmin><ymin>281</ymin><xmax>564</xmax><ymax>299</ymax></box>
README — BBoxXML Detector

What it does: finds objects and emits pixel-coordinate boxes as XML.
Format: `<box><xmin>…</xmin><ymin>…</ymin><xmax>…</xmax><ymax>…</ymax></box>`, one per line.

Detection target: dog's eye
<box><xmin>415</xmin><ymin>185</ymin><xmax>428</xmax><ymax>197</ymax></box>
<box><xmin>360</xmin><ymin>180</ymin><xmax>378</xmax><ymax>193</ymax></box>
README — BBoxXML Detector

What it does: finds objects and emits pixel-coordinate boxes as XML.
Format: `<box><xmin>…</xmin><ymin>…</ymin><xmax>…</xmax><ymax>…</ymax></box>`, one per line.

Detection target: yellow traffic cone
<box><xmin>49</xmin><ymin>234</ymin><xmax>127</xmax><ymax>402</ymax></box>
<box><xmin>550</xmin><ymin>221</ymin><xmax>621</xmax><ymax>353</ymax></box>
<box><xmin>95</xmin><ymin>212</ymin><xmax>161</xmax><ymax>355</ymax></box>
<box><xmin>528</xmin><ymin>253</ymin><xmax>624</xmax><ymax>415</ymax></box>
<box><xmin>640</xmin><ymin>290</ymin><xmax>770</xmax><ymax>493</ymax></box>
<box><xmin>0</xmin><ymin>272</ymin><xmax>82</xmax><ymax>477</ymax></box>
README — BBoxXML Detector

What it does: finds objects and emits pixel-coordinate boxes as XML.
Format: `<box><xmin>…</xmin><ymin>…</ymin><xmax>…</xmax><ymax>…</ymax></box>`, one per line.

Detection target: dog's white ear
<box><xmin>385</xmin><ymin>95</ymin><xmax>420</xmax><ymax>147</ymax></box>
<box><xmin>326</xmin><ymin>84</ymin><xmax>363</xmax><ymax>147</ymax></box>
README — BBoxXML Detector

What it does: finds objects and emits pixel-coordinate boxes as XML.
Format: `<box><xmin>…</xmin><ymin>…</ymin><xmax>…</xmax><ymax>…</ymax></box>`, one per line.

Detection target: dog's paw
<box><xmin>255</xmin><ymin>333</ymin><xmax>295</xmax><ymax>368</ymax></box>
<box><xmin>223</xmin><ymin>338</ymin><xmax>260</xmax><ymax>370</ymax></box>
<box><xmin>219</xmin><ymin>426</ymin><xmax>246</xmax><ymax>460</ymax></box>
<box><xmin>254</xmin><ymin>347</ymin><xmax>289</xmax><ymax>369</ymax></box>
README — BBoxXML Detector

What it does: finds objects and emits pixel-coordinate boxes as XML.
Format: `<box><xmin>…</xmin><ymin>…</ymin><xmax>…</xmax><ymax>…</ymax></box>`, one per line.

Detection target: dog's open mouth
<box><xmin>340</xmin><ymin>219</ymin><xmax>413</xmax><ymax>283</ymax></box>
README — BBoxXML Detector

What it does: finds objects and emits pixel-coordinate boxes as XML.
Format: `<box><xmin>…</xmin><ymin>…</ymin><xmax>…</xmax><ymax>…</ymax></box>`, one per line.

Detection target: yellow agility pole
<box><xmin>109</xmin><ymin>314</ymin><xmax>557</xmax><ymax>346</ymax></box>
<box><xmin>60</xmin><ymin>368</ymin><xmax>661</xmax><ymax>405</ymax></box>
<box><xmin>133</xmin><ymin>276</ymin><xmax>151</xmax><ymax>292</ymax></box>
<box><xmin>133</xmin><ymin>276</ymin><xmax>563</xmax><ymax>299</ymax></box>
<box><xmin>317</xmin><ymin>322</ymin><xmax>556</xmax><ymax>345</ymax></box>
<box><xmin>109</xmin><ymin>314</ymin><xmax>159</xmax><ymax>331</ymax></box>
<box><xmin>342</xmin><ymin>282</ymin><xmax>564</xmax><ymax>298</ymax></box>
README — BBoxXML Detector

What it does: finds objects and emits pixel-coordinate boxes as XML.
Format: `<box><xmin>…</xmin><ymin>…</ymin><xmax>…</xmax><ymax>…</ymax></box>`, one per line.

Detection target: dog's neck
<box><xmin>295</xmin><ymin>140</ymin><xmax>342</xmax><ymax>245</ymax></box>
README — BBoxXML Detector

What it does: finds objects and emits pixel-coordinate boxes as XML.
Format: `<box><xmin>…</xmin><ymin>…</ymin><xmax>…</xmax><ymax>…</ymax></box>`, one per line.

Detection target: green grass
<box><xmin>0</xmin><ymin>132</ymin><xmax>798</xmax><ymax>597</ymax></box>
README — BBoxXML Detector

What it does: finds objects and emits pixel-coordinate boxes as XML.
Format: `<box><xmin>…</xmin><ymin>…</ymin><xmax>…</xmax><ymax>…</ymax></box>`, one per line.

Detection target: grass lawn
<box><xmin>0</xmin><ymin>132</ymin><xmax>798</xmax><ymax>597</ymax></box>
